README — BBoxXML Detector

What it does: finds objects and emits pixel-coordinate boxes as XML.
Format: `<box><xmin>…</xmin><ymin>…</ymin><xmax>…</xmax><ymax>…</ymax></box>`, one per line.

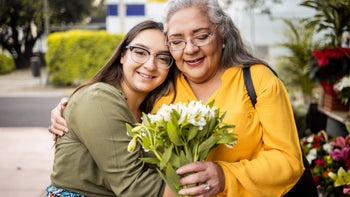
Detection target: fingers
<box><xmin>60</xmin><ymin>97</ymin><xmax>68</xmax><ymax>109</ymax></box>
<box><xmin>49</xmin><ymin>122</ymin><xmax>66</xmax><ymax>137</ymax></box>
<box><xmin>50</xmin><ymin>97</ymin><xmax>69</xmax><ymax>137</ymax></box>
<box><xmin>177</xmin><ymin>162</ymin><xmax>225</xmax><ymax>197</ymax></box>
<box><xmin>178</xmin><ymin>183</ymin><xmax>213</xmax><ymax>197</ymax></box>
<box><xmin>51</xmin><ymin>133</ymin><xmax>58</xmax><ymax>141</ymax></box>
<box><xmin>177</xmin><ymin>161</ymin><xmax>207</xmax><ymax>175</ymax></box>
<box><xmin>48</xmin><ymin>126</ymin><xmax>59</xmax><ymax>142</ymax></box>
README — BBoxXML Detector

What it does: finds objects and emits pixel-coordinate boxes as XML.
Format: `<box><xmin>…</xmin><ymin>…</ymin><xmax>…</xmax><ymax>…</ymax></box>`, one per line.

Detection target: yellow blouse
<box><xmin>153</xmin><ymin>64</ymin><xmax>304</xmax><ymax>196</ymax></box>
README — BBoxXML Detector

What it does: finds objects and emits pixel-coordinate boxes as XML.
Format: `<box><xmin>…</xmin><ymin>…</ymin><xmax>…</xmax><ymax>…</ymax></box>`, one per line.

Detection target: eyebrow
<box><xmin>168</xmin><ymin>27</ymin><xmax>211</xmax><ymax>38</ymax></box>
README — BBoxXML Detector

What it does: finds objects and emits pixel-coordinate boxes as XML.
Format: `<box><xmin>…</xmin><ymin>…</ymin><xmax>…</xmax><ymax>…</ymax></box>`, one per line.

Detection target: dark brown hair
<box><xmin>71</xmin><ymin>20</ymin><xmax>178</xmax><ymax>113</ymax></box>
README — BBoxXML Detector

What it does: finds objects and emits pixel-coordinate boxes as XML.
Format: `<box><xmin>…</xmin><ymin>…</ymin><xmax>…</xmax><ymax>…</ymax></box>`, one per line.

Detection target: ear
<box><xmin>120</xmin><ymin>52</ymin><xmax>126</xmax><ymax>64</ymax></box>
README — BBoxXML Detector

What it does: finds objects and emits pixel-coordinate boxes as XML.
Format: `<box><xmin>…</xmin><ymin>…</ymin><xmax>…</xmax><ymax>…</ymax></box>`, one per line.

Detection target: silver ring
<box><xmin>203</xmin><ymin>182</ymin><xmax>211</xmax><ymax>192</ymax></box>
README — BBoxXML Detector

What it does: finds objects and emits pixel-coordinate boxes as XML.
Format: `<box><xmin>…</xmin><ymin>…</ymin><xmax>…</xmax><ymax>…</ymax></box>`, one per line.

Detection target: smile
<box><xmin>185</xmin><ymin>57</ymin><xmax>204</xmax><ymax>65</ymax></box>
<box><xmin>137</xmin><ymin>71</ymin><xmax>155</xmax><ymax>79</ymax></box>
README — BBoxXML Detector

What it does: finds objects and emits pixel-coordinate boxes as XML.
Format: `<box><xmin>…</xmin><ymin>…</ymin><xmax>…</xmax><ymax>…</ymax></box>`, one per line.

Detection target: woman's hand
<box><xmin>176</xmin><ymin>161</ymin><xmax>225</xmax><ymax>197</ymax></box>
<box><xmin>49</xmin><ymin>97</ymin><xmax>69</xmax><ymax>140</ymax></box>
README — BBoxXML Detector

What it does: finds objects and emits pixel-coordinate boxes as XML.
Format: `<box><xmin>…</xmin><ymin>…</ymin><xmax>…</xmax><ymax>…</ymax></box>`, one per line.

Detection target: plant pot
<box><xmin>323</xmin><ymin>93</ymin><xmax>349</xmax><ymax>111</ymax></box>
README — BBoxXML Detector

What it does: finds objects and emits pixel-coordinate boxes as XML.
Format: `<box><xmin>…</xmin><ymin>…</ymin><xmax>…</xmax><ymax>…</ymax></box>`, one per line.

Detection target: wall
<box><xmin>105</xmin><ymin>0</ymin><xmax>314</xmax><ymax>63</ymax></box>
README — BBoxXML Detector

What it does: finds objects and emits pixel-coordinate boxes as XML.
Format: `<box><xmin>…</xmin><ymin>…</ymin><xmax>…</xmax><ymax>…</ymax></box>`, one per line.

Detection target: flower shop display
<box><xmin>301</xmin><ymin>130</ymin><xmax>350</xmax><ymax>196</ymax></box>
<box><xmin>301</xmin><ymin>0</ymin><xmax>350</xmax><ymax>111</ymax></box>
<box><xmin>126</xmin><ymin>100</ymin><xmax>237</xmax><ymax>196</ymax></box>
<box><xmin>309</xmin><ymin>47</ymin><xmax>350</xmax><ymax>111</ymax></box>
<box><xmin>310</xmin><ymin>47</ymin><xmax>350</xmax><ymax>94</ymax></box>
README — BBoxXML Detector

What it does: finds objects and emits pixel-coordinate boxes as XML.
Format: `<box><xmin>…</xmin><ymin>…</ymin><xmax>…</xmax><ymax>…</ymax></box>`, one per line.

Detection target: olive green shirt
<box><xmin>50</xmin><ymin>82</ymin><xmax>165</xmax><ymax>196</ymax></box>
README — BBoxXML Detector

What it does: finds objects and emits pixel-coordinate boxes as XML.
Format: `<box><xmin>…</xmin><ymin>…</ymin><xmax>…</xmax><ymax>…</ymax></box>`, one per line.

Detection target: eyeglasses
<box><xmin>167</xmin><ymin>31</ymin><xmax>215</xmax><ymax>51</ymax></box>
<box><xmin>125</xmin><ymin>46</ymin><xmax>174</xmax><ymax>69</ymax></box>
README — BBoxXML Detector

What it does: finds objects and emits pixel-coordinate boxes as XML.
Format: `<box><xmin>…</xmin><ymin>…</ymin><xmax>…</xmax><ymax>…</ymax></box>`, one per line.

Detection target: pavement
<box><xmin>0</xmin><ymin>68</ymin><xmax>74</xmax><ymax>197</ymax></box>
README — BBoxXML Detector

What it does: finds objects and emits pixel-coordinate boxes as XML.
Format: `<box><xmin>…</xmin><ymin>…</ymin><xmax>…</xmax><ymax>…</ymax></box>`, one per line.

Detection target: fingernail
<box><xmin>178</xmin><ymin>190</ymin><xmax>185</xmax><ymax>195</ymax></box>
<box><xmin>176</xmin><ymin>168</ymin><xmax>182</xmax><ymax>174</ymax></box>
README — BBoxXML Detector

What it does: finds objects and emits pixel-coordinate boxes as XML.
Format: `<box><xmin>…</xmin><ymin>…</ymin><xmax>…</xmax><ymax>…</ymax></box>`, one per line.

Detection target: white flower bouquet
<box><xmin>126</xmin><ymin>100</ymin><xmax>236</xmax><ymax>196</ymax></box>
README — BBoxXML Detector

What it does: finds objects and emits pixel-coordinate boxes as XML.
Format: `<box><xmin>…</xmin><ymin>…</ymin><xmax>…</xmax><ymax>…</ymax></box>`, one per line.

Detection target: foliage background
<box><xmin>46</xmin><ymin>30</ymin><xmax>123</xmax><ymax>86</ymax></box>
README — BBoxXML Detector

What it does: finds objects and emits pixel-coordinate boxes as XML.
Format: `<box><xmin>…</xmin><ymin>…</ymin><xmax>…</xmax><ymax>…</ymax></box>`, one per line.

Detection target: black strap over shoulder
<box><xmin>242</xmin><ymin>64</ymin><xmax>318</xmax><ymax>196</ymax></box>
<box><xmin>242</xmin><ymin>64</ymin><xmax>257</xmax><ymax>107</ymax></box>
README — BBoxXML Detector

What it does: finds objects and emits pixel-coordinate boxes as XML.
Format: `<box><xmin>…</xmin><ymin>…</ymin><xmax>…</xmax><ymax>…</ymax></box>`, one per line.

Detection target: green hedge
<box><xmin>46</xmin><ymin>30</ymin><xmax>124</xmax><ymax>86</ymax></box>
<box><xmin>0</xmin><ymin>52</ymin><xmax>15</xmax><ymax>74</ymax></box>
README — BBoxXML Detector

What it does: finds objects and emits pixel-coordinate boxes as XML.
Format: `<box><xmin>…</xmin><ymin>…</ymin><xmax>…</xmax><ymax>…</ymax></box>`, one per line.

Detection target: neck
<box><xmin>121</xmin><ymin>85</ymin><xmax>146</xmax><ymax>122</ymax></box>
<box><xmin>186</xmin><ymin>68</ymin><xmax>226</xmax><ymax>102</ymax></box>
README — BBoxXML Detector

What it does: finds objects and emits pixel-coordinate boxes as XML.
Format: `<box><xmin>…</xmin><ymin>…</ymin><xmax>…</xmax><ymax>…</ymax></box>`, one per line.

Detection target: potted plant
<box><xmin>300</xmin><ymin>0</ymin><xmax>350</xmax><ymax>48</ymax></box>
<box><xmin>300</xmin><ymin>0</ymin><xmax>350</xmax><ymax>111</ymax></box>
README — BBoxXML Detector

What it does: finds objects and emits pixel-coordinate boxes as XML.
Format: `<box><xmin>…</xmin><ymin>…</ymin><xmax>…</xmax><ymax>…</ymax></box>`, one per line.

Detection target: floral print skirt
<box><xmin>46</xmin><ymin>185</ymin><xmax>85</xmax><ymax>197</ymax></box>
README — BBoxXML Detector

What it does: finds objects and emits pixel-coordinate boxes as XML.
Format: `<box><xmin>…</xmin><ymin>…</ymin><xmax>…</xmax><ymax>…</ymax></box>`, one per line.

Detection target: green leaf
<box><xmin>167</xmin><ymin>120</ymin><xmax>182</xmax><ymax>146</ymax></box>
<box><xmin>170</xmin><ymin>153</ymin><xmax>181</xmax><ymax>169</ymax></box>
<box><xmin>197</xmin><ymin>136</ymin><xmax>218</xmax><ymax>161</ymax></box>
<box><xmin>179</xmin><ymin>150</ymin><xmax>190</xmax><ymax>166</ymax></box>
<box><xmin>207</xmin><ymin>99</ymin><xmax>215</xmax><ymax>107</ymax></box>
<box><xmin>217</xmin><ymin>133</ymin><xmax>237</xmax><ymax>145</ymax></box>
<box><xmin>140</xmin><ymin>157</ymin><xmax>160</xmax><ymax>165</ymax></box>
<box><xmin>125</xmin><ymin>123</ymin><xmax>134</xmax><ymax>137</ymax></box>
<box><xmin>160</xmin><ymin>146</ymin><xmax>173</xmax><ymax>170</ymax></box>
<box><xmin>157</xmin><ymin>164</ymin><xmax>181</xmax><ymax>196</ymax></box>
<box><xmin>186</xmin><ymin>126</ymin><xmax>198</xmax><ymax>141</ymax></box>
<box><xmin>185</xmin><ymin>146</ymin><xmax>194</xmax><ymax>162</ymax></box>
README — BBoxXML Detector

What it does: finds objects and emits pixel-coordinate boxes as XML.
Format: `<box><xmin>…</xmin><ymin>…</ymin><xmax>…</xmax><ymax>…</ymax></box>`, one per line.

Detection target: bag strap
<box><xmin>242</xmin><ymin>64</ymin><xmax>257</xmax><ymax>108</ymax></box>
<box><xmin>242</xmin><ymin>64</ymin><xmax>318</xmax><ymax>196</ymax></box>
<box><xmin>243</xmin><ymin>64</ymin><xmax>278</xmax><ymax>108</ymax></box>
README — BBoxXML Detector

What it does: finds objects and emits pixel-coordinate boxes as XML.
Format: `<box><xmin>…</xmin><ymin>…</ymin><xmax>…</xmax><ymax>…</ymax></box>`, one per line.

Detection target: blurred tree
<box><xmin>0</xmin><ymin>0</ymin><xmax>93</xmax><ymax>69</ymax></box>
<box><xmin>300</xmin><ymin>0</ymin><xmax>350</xmax><ymax>47</ymax></box>
<box><xmin>275</xmin><ymin>18</ymin><xmax>323</xmax><ymax>105</ymax></box>
<box><xmin>245</xmin><ymin>0</ymin><xmax>282</xmax><ymax>15</ymax></box>
<box><xmin>50</xmin><ymin>0</ymin><xmax>93</xmax><ymax>25</ymax></box>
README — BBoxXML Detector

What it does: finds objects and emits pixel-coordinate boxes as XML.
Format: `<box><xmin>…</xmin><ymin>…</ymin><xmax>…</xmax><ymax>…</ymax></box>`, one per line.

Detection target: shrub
<box><xmin>0</xmin><ymin>52</ymin><xmax>15</xmax><ymax>74</ymax></box>
<box><xmin>46</xmin><ymin>30</ymin><xmax>123</xmax><ymax>86</ymax></box>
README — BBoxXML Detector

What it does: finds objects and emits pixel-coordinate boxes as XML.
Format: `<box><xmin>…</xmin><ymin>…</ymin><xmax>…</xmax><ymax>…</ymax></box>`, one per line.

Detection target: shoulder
<box><xmin>248</xmin><ymin>64</ymin><xmax>286</xmax><ymax>96</ymax></box>
<box><xmin>70</xmin><ymin>82</ymin><xmax>126</xmax><ymax>104</ymax></box>
<box><xmin>249</xmin><ymin>64</ymin><xmax>277</xmax><ymax>78</ymax></box>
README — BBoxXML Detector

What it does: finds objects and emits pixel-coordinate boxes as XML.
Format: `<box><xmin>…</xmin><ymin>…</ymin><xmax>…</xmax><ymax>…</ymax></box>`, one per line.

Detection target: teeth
<box><xmin>188</xmin><ymin>59</ymin><xmax>200</xmax><ymax>63</ymax></box>
<box><xmin>139</xmin><ymin>72</ymin><xmax>152</xmax><ymax>78</ymax></box>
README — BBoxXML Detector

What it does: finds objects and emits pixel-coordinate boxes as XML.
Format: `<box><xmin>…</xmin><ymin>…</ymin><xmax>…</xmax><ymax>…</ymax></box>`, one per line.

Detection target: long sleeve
<box><xmin>154</xmin><ymin>65</ymin><xmax>304</xmax><ymax>196</ymax></box>
<box><xmin>52</xmin><ymin>82</ymin><xmax>165</xmax><ymax>196</ymax></box>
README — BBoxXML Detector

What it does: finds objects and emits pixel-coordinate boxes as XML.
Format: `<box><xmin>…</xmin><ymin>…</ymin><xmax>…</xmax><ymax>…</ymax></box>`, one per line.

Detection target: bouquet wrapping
<box><xmin>127</xmin><ymin>100</ymin><xmax>237</xmax><ymax>196</ymax></box>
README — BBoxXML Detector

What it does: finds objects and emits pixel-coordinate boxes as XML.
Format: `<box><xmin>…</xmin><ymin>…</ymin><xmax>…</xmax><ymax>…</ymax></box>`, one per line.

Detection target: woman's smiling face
<box><xmin>167</xmin><ymin>6</ymin><xmax>224</xmax><ymax>84</ymax></box>
<box><xmin>120</xmin><ymin>29</ymin><xmax>171</xmax><ymax>95</ymax></box>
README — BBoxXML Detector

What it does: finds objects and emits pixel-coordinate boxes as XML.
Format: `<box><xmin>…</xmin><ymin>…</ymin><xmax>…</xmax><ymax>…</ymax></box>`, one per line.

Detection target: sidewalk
<box><xmin>0</xmin><ymin>128</ymin><xmax>54</xmax><ymax>197</ymax></box>
<box><xmin>0</xmin><ymin>68</ymin><xmax>73</xmax><ymax>197</ymax></box>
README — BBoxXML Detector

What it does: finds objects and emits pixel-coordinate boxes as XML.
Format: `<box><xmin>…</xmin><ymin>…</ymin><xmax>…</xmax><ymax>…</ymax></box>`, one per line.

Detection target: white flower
<box><xmin>306</xmin><ymin>135</ymin><xmax>314</xmax><ymax>143</ymax></box>
<box><xmin>306</xmin><ymin>148</ymin><xmax>317</xmax><ymax>164</ymax></box>
<box><xmin>334</xmin><ymin>75</ymin><xmax>350</xmax><ymax>92</ymax></box>
<box><xmin>126</xmin><ymin>100</ymin><xmax>236</xmax><ymax>194</ymax></box>
<box><xmin>323</xmin><ymin>143</ymin><xmax>333</xmax><ymax>153</ymax></box>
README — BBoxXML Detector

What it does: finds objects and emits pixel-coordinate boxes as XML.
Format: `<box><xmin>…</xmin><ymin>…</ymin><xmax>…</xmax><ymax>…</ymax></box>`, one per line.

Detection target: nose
<box><xmin>142</xmin><ymin>55</ymin><xmax>157</xmax><ymax>70</ymax></box>
<box><xmin>183</xmin><ymin>40</ymin><xmax>199</xmax><ymax>53</ymax></box>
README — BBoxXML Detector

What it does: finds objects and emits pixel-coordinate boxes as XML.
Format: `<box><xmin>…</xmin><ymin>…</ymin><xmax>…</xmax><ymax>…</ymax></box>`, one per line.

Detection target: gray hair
<box><xmin>164</xmin><ymin>0</ymin><xmax>267</xmax><ymax>67</ymax></box>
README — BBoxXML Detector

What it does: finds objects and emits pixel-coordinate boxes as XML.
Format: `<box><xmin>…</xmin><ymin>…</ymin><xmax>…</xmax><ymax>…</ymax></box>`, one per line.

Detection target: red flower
<box><xmin>345</xmin><ymin>159</ymin><xmax>350</xmax><ymax>170</ymax></box>
<box><xmin>313</xmin><ymin>48</ymin><xmax>350</xmax><ymax>67</ymax></box>
<box><xmin>315</xmin><ymin>158</ymin><xmax>325</xmax><ymax>165</ymax></box>
<box><xmin>310</xmin><ymin>47</ymin><xmax>350</xmax><ymax>84</ymax></box>
<box><xmin>313</xmin><ymin>176</ymin><xmax>321</xmax><ymax>186</ymax></box>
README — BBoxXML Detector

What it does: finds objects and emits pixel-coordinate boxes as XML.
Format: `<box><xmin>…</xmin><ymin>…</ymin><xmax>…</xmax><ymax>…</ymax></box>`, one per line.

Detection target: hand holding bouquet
<box><xmin>127</xmin><ymin>100</ymin><xmax>237</xmax><ymax>196</ymax></box>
